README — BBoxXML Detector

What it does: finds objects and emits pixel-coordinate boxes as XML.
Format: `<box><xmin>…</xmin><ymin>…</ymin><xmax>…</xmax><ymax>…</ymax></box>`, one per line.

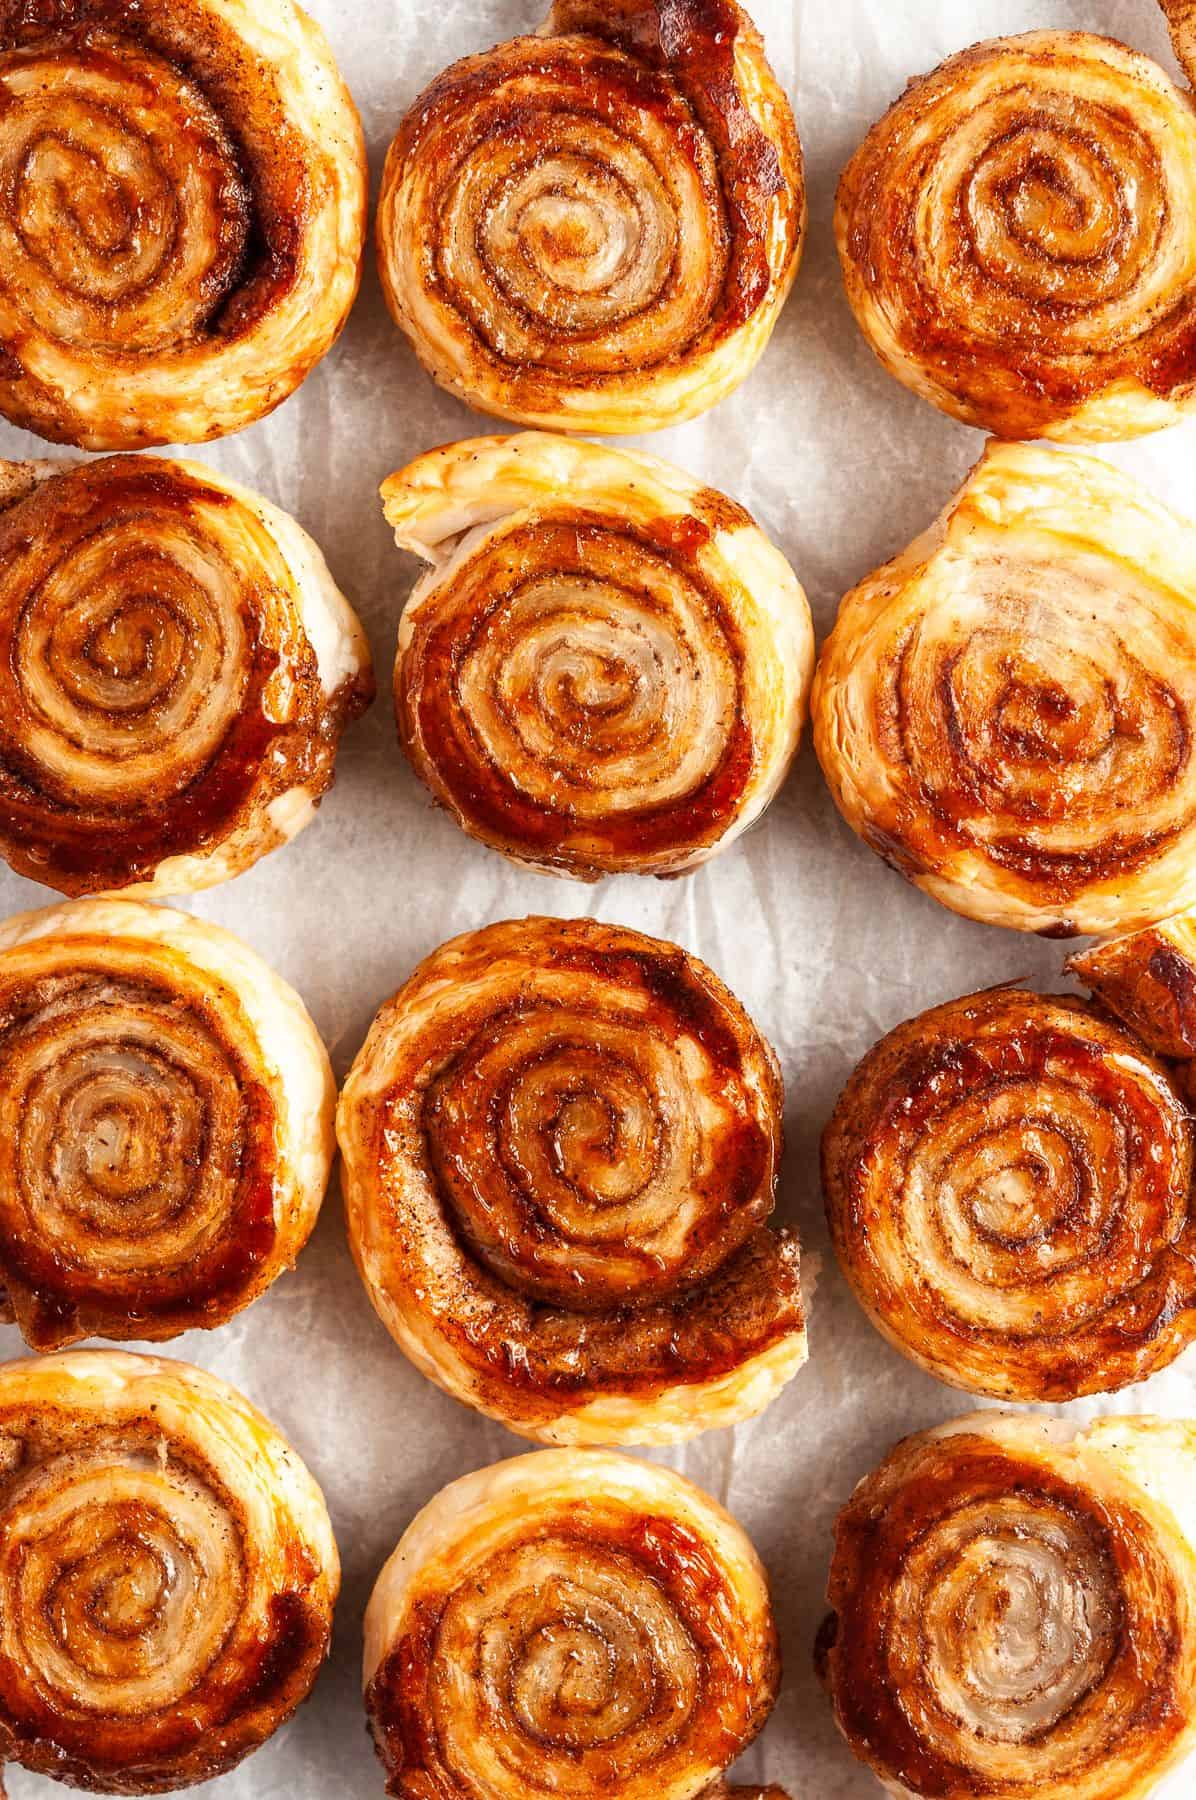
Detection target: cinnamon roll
<box><xmin>384</xmin><ymin>434</ymin><xmax>813</xmax><ymax>880</ymax></box>
<box><xmin>812</xmin><ymin>442</ymin><xmax>1196</xmax><ymax>937</ymax></box>
<box><xmin>375</xmin><ymin>0</ymin><xmax>804</xmax><ymax>434</ymax></box>
<box><xmin>836</xmin><ymin>20</ymin><xmax>1196</xmax><ymax>441</ymax></box>
<box><xmin>819</xmin><ymin>1412</ymin><xmax>1196</xmax><ymax>1800</ymax></box>
<box><xmin>1070</xmin><ymin>908</ymin><xmax>1196</xmax><ymax>1060</ymax></box>
<box><xmin>822</xmin><ymin>986</ymin><xmax>1196</xmax><ymax>1402</ymax></box>
<box><xmin>364</xmin><ymin>1449</ymin><xmax>780</xmax><ymax>1800</ymax></box>
<box><xmin>337</xmin><ymin>916</ymin><xmax>805</xmax><ymax>1446</ymax></box>
<box><xmin>0</xmin><ymin>1348</ymin><xmax>338</xmax><ymax>1793</ymax></box>
<box><xmin>0</xmin><ymin>455</ymin><xmax>373</xmax><ymax>897</ymax></box>
<box><xmin>0</xmin><ymin>898</ymin><xmax>334</xmax><ymax>1351</ymax></box>
<box><xmin>0</xmin><ymin>0</ymin><xmax>366</xmax><ymax>449</ymax></box>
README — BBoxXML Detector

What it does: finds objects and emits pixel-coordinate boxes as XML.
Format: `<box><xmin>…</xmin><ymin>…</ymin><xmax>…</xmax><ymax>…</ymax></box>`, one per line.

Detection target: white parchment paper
<box><xmin>5</xmin><ymin>0</ymin><xmax>1196</xmax><ymax>1793</ymax></box>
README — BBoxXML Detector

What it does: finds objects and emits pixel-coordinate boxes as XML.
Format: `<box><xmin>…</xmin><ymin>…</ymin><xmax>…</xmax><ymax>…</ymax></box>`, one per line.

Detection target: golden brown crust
<box><xmin>823</xmin><ymin>986</ymin><xmax>1196</xmax><ymax>1402</ymax></box>
<box><xmin>0</xmin><ymin>455</ymin><xmax>373</xmax><ymax>897</ymax></box>
<box><xmin>375</xmin><ymin>0</ymin><xmax>803</xmax><ymax>434</ymax></box>
<box><xmin>337</xmin><ymin>916</ymin><xmax>806</xmax><ymax>1446</ymax></box>
<box><xmin>0</xmin><ymin>0</ymin><xmax>367</xmax><ymax>449</ymax></box>
<box><xmin>363</xmin><ymin>1450</ymin><xmax>781</xmax><ymax>1800</ymax></box>
<box><xmin>384</xmin><ymin>434</ymin><xmax>813</xmax><ymax>880</ymax></box>
<box><xmin>0</xmin><ymin>899</ymin><xmax>334</xmax><ymax>1351</ymax></box>
<box><xmin>0</xmin><ymin>1349</ymin><xmax>338</xmax><ymax>1795</ymax></box>
<box><xmin>812</xmin><ymin>442</ymin><xmax>1196</xmax><ymax>937</ymax></box>
<box><xmin>836</xmin><ymin>28</ymin><xmax>1196</xmax><ymax>442</ymax></box>
<box><xmin>1069</xmin><ymin>908</ymin><xmax>1196</xmax><ymax>1059</ymax></box>
<box><xmin>702</xmin><ymin>1787</ymin><xmax>791</xmax><ymax>1799</ymax></box>
<box><xmin>820</xmin><ymin>1414</ymin><xmax>1196</xmax><ymax>1800</ymax></box>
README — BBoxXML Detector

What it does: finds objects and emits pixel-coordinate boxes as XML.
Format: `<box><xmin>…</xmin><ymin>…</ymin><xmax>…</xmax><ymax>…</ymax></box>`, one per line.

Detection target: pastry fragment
<box><xmin>1070</xmin><ymin>907</ymin><xmax>1196</xmax><ymax>1059</ymax></box>
<box><xmin>702</xmin><ymin>1787</ymin><xmax>791</xmax><ymax>1799</ymax></box>
<box><xmin>0</xmin><ymin>898</ymin><xmax>334</xmax><ymax>1351</ymax></box>
<box><xmin>364</xmin><ymin>1450</ymin><xmax>781</xmax><ymax>1800</ymax></box>
<box><xmin>375</xmin><ymin>0</ymin><xmax>804</xmax><ymax>433</ymax></box>
<box><xmin>822</xmin><ymin>986</ymin><xmax>1196</xmax><ymax>1401</ymax></box>
<box><xmin>837</xmin><ymin>23</ymin><xmax>1196</xmax><ymax>440</ymax></box>
<box><xmin>0</xmin><ymin>0</ymin><xmax>367</xmax><ymax>448</ymax></box>
<box><xmin>0</xmin><ymin>456</ymin><xmax>373</xmax><ymax>897</ymax></box>
<box><xmin>813</xmin><ymin>443</ymin><xmax>1196</xmax><ymax>936</ymax></box>
<box><xmin>820</xmin><ymin>1413</ymin><xmax>1196</xmax><ymax>1800</ymax></box>
<box><xmin>0</xmin><ymin>1349</ymin><xmax>338</xmax><ymax>1793</ymax></box>
<box><xmin>384</xmin><ymin>434</ymin><xmax>813</xmax><ymax>879</ymax></box>
<box><xmin>337</xmin><ymin>916</ymin><xmax>806</xmax><ymax>1446</ymax></box>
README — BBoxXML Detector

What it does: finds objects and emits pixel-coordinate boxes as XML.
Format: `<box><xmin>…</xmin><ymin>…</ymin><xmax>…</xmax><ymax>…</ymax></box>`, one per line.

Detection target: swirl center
<box><xmin>0</xmin><ymin>38</ymin><xmax>251</xmax><ymax>351</ymax></box>
<box><xmin>917</xmin><ymin>1508</ymin><xmax>1119</xmax><ymax>1742</ymax></box>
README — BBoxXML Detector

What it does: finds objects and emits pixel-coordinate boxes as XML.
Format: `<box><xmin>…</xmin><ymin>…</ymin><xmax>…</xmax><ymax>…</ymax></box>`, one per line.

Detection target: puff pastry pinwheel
<box><xmin>836</xmin><ymin>15</ymin><xmax>1196</xmax><ymax>441</ymax></box>
<box><xmin>383</xmin><ymin>434</ymin><xmax>813</xmax><ymax>880</ymax></box>
<box><xmin>364</xmin><ymin>1449</ymin><xmax>781</xmax><ymax>1800</ymax></box>
<box><xmin>819</xmin><ymin>1412</ymin><xmax>1196</xmax><ymax>1800</ymax></box>
<box><xmin>822</xmin><ymin>986</ymin><xmax>1196</xmax><ymax>1402</ymax></box>
<box><xmin>813</xmin><ymin>442</ymin><xmax>1196</xmax><ymax>937</ymax></box>
<box><xmin>0</xmin><ymin>454</ymin><xmax>372</xmax><ymax>897</ymax></box>
<box><xmin>375</xmin><ymin>0</ymin><xmax>804</xmax><ymax>434</ymax></box>
<box><xmin>0</xmin><ymin>898</ymin><xmax>333</xmax><ymax>1351</ymax></box>
<box><xmin>337</xmin><ymin>916</ymin><xmax>805</xmax><ymax>1446</ymax></box>
<box><xmin>0</xmin><ymin>0</ymin><xmax>366</xmax><ymax>450</ymax></box>
<box><xmin>0</xmin><ymin>1348</ymin><xmax>338</xmax><ymax>1793</ymax></box>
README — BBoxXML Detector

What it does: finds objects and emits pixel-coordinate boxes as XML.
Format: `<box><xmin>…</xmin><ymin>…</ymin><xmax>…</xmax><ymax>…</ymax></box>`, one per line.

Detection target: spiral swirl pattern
<box><xmin>0</xmin><ymin>0</ymin><xmax>366</xmax><ymax>449</ymax></box>
<box><xmin>337</xmin><ymin>917</ymin><xmax>805</xmax><ymax>1445</ymax></box>
<box><xmin>0</xmin><ymin>900</ymin><xmax>334</xmax><ymax>1350</ymax></box>
<box><xmin>0</xmin><ymin>36</ymin><xmax>248</xmax><ymax>356</ymax></box>
<box><xmin>813</xmin><ymin>442</ymin><xmax>1196</xmax><ymax>936</ymax></box>
<box><xmin>0</xmin><ymin>1350</ymin><xmax>338</xmax><ymax>1793</ymax></box>
<box><xmin>835</xmin><ymin>30</ymin><xmax>1196</xmax><ymax>441</ymax></box>
<box><xmin>823</xmin><ymin>987</ymin><xmax>1196</xmax><ymax>1401</ymax></box>
<box><xmin>385</xmin><ymin>434</ymin><xmax>813</xmax><ymax>879</ymax></box>
<box><xmin>376</xmin><ymin>0</ymin><xmax>803</xmax><ymax>433</ymax></box>
<box><xmin>0</xmin><ymin>455</ymin><xmax>372</xmax><ymax>896</ymax></box>
<box><xmin>820</xmin><ymin>1415</ymin><xmax>1196</xmax><ymax>1800</ymax></box>
<box><xmin>364</xmin><ymin>1451</ymin><xmax>780</xmax><ymax>1800</ymax></box>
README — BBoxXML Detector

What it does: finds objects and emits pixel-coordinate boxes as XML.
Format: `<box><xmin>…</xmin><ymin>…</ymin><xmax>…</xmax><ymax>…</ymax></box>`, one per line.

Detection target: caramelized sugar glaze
<box><xmin>337</xmin><ymin>917</ymin><xmax>806</xmax><ymax>1446</ymax></box>
<box><xmin>363</xmin><ymin>1451</ymin><xmax>783</xmax><ymax>1800</ymax></box>
<box><xmin>375</xmin><ymin>0</ymin><xmax>804</xmax><ymax>433</ymax></box>
<box><xmin>0</xmin><ymin>1350</ymin><xmax>338</xmax><ymax>1793</ymax></box>
<box><xmin>836</xmin><ymin>8</ymin><xmax>1196</xmax><ymax>439</ymax></box>
<box><xmin>0</xmin><ymin>456</ymin><xmax>372</xmax><ymax>896</ymax></box>
<box><xmin>0</xmin><ymin>0</ymin><xmax>367</xmax><ymax>448</ymax></box>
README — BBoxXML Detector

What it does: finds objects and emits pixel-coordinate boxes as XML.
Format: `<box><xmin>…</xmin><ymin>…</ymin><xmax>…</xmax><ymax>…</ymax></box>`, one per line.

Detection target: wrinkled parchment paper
<box><xmin>6</xmin><ymin>1</ymin><xmax>1196</xmax><ymax>1793</ymax></box>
